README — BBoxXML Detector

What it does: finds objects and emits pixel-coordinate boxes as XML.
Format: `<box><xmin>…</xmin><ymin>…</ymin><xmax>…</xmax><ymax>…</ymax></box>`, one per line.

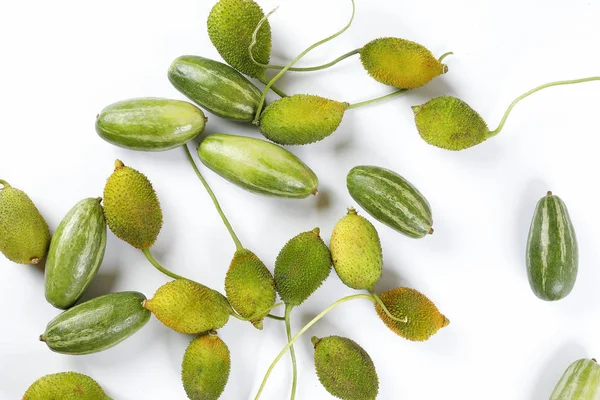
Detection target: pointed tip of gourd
<box><xmin>428</xmin><ymin>228</ymin><xmax>434</xmax><ymax>235</ymax></box>
<box><xmin>547</xmin><ymin>191</ymin><xmax>553</xmax><ymax>197</ymax></box>
<box><xmin>412</xmin><ymin>105</ymin><xmax>422</xmax><ymax>115</ymax></box>
<box><xmin>30</xmin><ymin>257</ymin><xmax>40</xmax><ymax>264</ymax></box>
<box><xmin>442</xmin><ymin>64</ymin><xmax>449</xmax><ymax>74</ymax></box>
<box><xmin>312</xmin><ymin>189</ymin><xmax>319</xmax><ymax>196</ymax></box>
<box><xmin>252</xmin><ymin>319</ymin><xmax>264</xmax><ymax>330</ymax></box>
<box><xmin>311</xmin><ymin>336</ymin><xmax>321</xmax><ymax>347</ymax></box>
<box><xmin>114</xmin><ymin>159</ymin><xmax>125</xmax><ymax>170</ymax></box>
<box><xmin>593</xmin><ymin>358</ymin><xmax>597</xmax><ymax>363</ymax></box>
<box><xmin>39</xmin><ymin>334</ymin><xmax>46</xmax><ymax>342</ymax></box>
<box><xmin>347</xmin><ymin>207</ymin><xmax>358</xmax><ymax>215</ymax></box>
<box><xmin>311</xmin><ymin>227</ymin><xmax>321</xmax><ymax>236</ymax></box>
<box><xmin>442</xmin><ymin>316</ymin><xmax>450</xmax><ymax>327</ymax></box>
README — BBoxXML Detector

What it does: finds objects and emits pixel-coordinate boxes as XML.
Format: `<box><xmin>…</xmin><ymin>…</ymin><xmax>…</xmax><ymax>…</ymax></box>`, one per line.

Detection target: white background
<box><xmin>1</xmin><ymin>0</ymin><xmax>599</xmax><ymax>399</ymax></box>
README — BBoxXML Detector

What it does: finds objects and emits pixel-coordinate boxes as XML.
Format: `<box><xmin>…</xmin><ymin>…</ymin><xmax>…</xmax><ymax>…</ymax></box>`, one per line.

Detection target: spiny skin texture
<box><xmin>259</xmin><ymin>95</ymin><xmax>349</xmax><ymax>145</ymax></box>
<box><xmin>225</xmin><ymin>249</ymin><xmax>276</xmax><ymax>324</ymax></box>
<box><xmin>144</xmin><ymin>279</ymin><xmax>231</xmax><ymax>334</ymax></box>
<box><xmin>313</xmin><ymin>336</ymin><xmax>379</xmax><ymax>400</ymax></box>
<box><xmin>23</xmin><ymin>372</ymin><xmax>112</xmax><ymax>400</ymax></box>
<box><xmin>274</xmin><ymin>228</ymin><xmax>332</xmax><ymax>306</ymax></box>
<box><xmin>182</xmin><ymin>333</ymin><xmax>231</xmax><ymax>400</ymax></box>
<box><xmin>103</xmin><ymin>160</ymin><xmax>163</xmax><ymax>249</ymax></box>
<box><xmin>526</xmin><ymin>192</ymin><xmax>578</xmax><ymax>301</ymax></box>
<box><xmin>330</xmin><ymin>209</ymin><xmax>382</xmax><ymax>290</ymax></box>
<box><xmin>207</xmin><ymin>0</ymin><xmax>271</xmax><ymax>79</ymax></box>
<box><xmin>0</xmin><ymin>182</ymin><xmax>50</xmax><ymax>264</ymax></box>
<box><xmin>412</xmin><ymin>96</ymin><xmax>490</xmax><ymax>151</ymax></box>
<box><xmin>376</xmin><ymin>287</ymin><xmax>449</xmax><ymax>342</ymax></box>
<box><xmin>360</xmin><ymin>37</ymin><xmax>447</xmax><ymax>89</ymax></box>
<box><xmin>550</xmin><ymin>358</ymin><xmax>600</xmax><ymax>400</ymax></box>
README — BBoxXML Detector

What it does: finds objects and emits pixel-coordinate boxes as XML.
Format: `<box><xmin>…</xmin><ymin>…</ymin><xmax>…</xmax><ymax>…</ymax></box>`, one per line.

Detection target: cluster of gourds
<box><xmin>4</xmin><ymin>0</ymin><xmax>600</xmax><ymax>399</ymax></box>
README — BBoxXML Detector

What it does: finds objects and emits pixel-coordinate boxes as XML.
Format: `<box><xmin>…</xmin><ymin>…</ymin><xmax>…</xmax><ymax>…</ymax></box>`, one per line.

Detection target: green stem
<box><xmin>254</xmin><ymin>293</ymin><xmax>375</xmax><ymax>399</ymax></box>
<box><xmin>348</xmin><ymin>89</ymin><xmax>408</xmax><ymax>109</ymax></box>
<box><xmin>250</xmin><ymin>0</ymin><xmax>356</xmax><ymax>123</ymax></box>
<box><xmin>142</xmin><ymin>248</ymin><xmax>187</xmax><ymax>281</ymax></box>
<box><xmin>262</xmin><ymin>48</ymin><xmax>362</xmax><ymax>72</ymax></box>
<box><xmin>183</xmin><ymin>145</ymin><xmax>243</xmax><ymax>250</ymax></box>
<box><xmin>258</xmin><ymin>78</ymin><xmax>288</xmax><ymax>98</ymax></box>
<box><xmin>488</xmin><ymin>76</ymin><xmax>600</xmax><ymax>138</ymax></box>
<box><xmin>284</xmin><ymin>305</ymin><xmax>298</xmax><ymax>400</ymax></box>
<box><xmin>266</xmin><ymin>314</ymin><xmax>286</xmax><ymax>321</ymax></box>
<box><xmin>368</xmin><ymin>289</ymin><xmax>408</xmax><ymax>323</ymax></box>
<box><xmin>0</xmin><ymin>179</ymin><xmax>10</xmax><ymax>188</ymax></box>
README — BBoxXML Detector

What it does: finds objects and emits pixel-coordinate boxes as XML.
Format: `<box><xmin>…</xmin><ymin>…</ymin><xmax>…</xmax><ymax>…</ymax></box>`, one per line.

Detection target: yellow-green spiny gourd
<box><xmin>312</xmin><ymin>336</ymin><xmax>379</xmax><ymax>400</ymax></box>
<box><xmin>360</xmin><ymin>37</ymin><xmax>448</xmax><ymax>89</ymax></box>
<box><xmin>225</xmin><ymin>249</ymin><xmax>276</xmax><ymax>328</ymax></box>
<box><xmin>375</xmin><ymin>287</ymin><xmax>449</xmax><ymax>341</ymax></box>
<box><xmin>102</xmin><ymin>160</ymin><xmax>163</xmax><ymax>249</ymax></box>
<box><xmin>144</xmin><ymin>279</ymin><xmax>231</xmax><ymax>334</ymax></box>
<box><xmin>182</xmin><ymin>332</ymin><xmax>231</xmax><ymax>400</ymax></box>
<box><xmin>274</xmin><ymin>228</ymin><xmax>332</xmax><ymax>306</ymax></box>
<box><xmin>330</xmin><ymin>208</ymin><xmax>382</xmax><ymax>290</ymax></box>
<box><xmin>207</xmin><ymin>0</ymin><xmax>271</xmax><ymax>80</ymax></box>
<box><xmin>0</xmin><ymin>180</ymin><xmax>50</xmax><ymax>264</ymax></box>
<box><xmin>23</xmin><ymin>372</ymin><xmax>112</xmax><ymax>400</ymax></box>
<box><xmin>259</xmin><ymin>94</ymin><xmax>349</xmax><ymax>145</ymax></box>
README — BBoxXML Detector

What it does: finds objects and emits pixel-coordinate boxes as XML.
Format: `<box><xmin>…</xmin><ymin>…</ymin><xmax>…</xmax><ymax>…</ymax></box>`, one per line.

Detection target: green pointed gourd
<box><xmin>550</xmin><ymin>358</ymin><xmax>600</xmax><ymax>400</ymax></box>
<box><xmin>23</xmin><ymin>372</ymin><xmax>112</xmax><ymax>400</ymax></box>
<box><xmin>0</xmin><ymin>180</ymin><xmax>50</xmax><ymax>264</ymax></box>
<box><xmin>274</xmin><ymin>228</ymin><xmax>332</xmax><ymax>306</ymax></box>
<box><xmin>45</xmin><ymin>197</ymin><xmax>107</xmax><ymax>309</ymax></box>
<box><xmin>182</xmin><ymin>332</ymin><xmax>231</xmax><ymax>400</ymax></box>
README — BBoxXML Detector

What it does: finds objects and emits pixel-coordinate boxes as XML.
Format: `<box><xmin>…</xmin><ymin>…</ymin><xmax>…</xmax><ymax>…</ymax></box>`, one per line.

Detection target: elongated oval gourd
<box><xmin>198</xmin><ymin>134</ymin><xmax>319</xmax><ymax>198</ymax></box>
<box><xmin>45</xmin><ymin>198</ymin><xmax>107</xmax><ymax>309</ymax></box>
<box><xmin>312</xmin><ymin>335</ymin><xmax>379</xmax><ymax>400</ymax></box>
<box><xmin>182</xmin><ymin>332</ymin><xmax>231</xmax><ymax>400</ymax></box>
<box><xmin>40</xmin><ymin>291</ymin><xmax>150</xmax><ymax>355</ymax></box>
<box><xmin>347</xmin><ymin>166</ymin><xmax>433</xmax><ymax>238</ymax></box>
<box><xmin>168</xmin><ymin>56</ymin><xmax>263</xmax><ymax>122</ymax></box>
<box><xmin>0</xmin><ymin>181</ymin><xmax>50</xmax><ymax>264</ymax></box>
<box><xmin>95</xmin><ymin>98</ymin><xmax>206</xmax><ymax>151</ymax></box>
<box><xmin>360</xmin><ymin>37</ymin><xmax>448</xmax><ymax>89</ymax></box>
<box><xmin>550</xmin><ymin>358</ymin><xmax>600</xmax><ymax>400</ymax></box>
<box><xmin>526</xmin><ymin>191</ymin><xmax>578</xmax><ymax>301</ymax></box>
<box><xmin>259</xmin><ymin>95</ymin><xmax>349</xmax><ymax>145</ymax></box>
<box><xmin>23</xmin><ymin>372</ymin><xmax>112</xmax><ymax>400</ymax></box>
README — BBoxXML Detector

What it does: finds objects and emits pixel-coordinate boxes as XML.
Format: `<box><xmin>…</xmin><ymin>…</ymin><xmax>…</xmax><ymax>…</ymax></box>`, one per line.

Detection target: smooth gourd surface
<box><xmin>550</xmin><ymin>358</ymin><xmax>600</xmax><ymax>400</ymax></box>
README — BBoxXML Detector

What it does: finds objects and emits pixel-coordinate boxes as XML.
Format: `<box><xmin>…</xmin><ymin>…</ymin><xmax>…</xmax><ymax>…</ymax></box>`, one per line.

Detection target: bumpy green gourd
<box><xmin>274</xmin><ymin>228</ymin><xmax>332</xmax><ymax>306</ymax></box>
<box><xmin>259</xmin><ymin>95</ymin><xmax>349</xmax><ymax>145</ymax></box>
<box><xmin>144</xmin><ymin>279</ymin><xmax>231</xmax><ymax>334</ymax></box>
<box><xmin>182</xmin><ymin>332</ymin><xmax>231</xmax><ymax>400</ymax></box>
<box><xmin>375</xmin><ymin>287</ymin><xmax>449</xmax><ymax>342</ymax></box>
<box><xmin>550</xmin><ymin>358</ymin><xmax>600</xmax><ymax>400</ymax></box>
<box><xmin>45</xmin><ymin>198</ymin><xmax>107</xmax><ymax>309</ymax></box>
<box><xmin>207</xmin><ymin>0</ymin><xmax>271</xmax><ymax>79</ymax></box>
<box><xmin>330</xmin><ymin>208</ymin><xmax>382</xmax><ymax>290</ymax></box>
<box><xmin>0</xmin><ymin>180</ymin><xmax>50</xmax><ymax>264</ymax></box>
<box><xmin>23</xmin><ymin>372</ymin><xmax>112</xmax><ymax>400</ymax></box>
<box><xmin>360</xmin><ymin>37</ymin><xmax>448</xmax><ymax>89</ymax></box>
<box><xmin>103</xmin><ymin>160</ymin><xmax>163</xmax><ymax>249</ymax></box>
<box><xmin>312</xmin><ymin>335</ymin><xmax>379</xmax><ymax>400</ymax></box>
<box><xmin>225</xmin><ymin>249</ymin><xmax>276</xmax><ymax>328</ymax></box>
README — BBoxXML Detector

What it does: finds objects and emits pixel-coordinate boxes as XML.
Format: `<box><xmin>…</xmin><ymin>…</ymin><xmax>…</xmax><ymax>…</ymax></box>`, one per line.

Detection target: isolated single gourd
<box><xmin>259</xmin><ymin>94</ymin><xmax>349</xmax><ymax>145</ymax></box>
<box><xmin>168</xmin><ymin>56</ymin><xmax>263</xmax><ymax>122</ymax></box>
<box><xmin>103</xmin><ymin>160</ymin><xmax>163</xmax><ymax>249</ymax></box>
<box><xmin>347</xmin><ymin>165</ymin><xmax>433</xmax><ymax>238</ymax></box>
<box><xmin>312</xmin><ymin>335</ymin><xmax>379</xmax><ymax>400</ymax></box>
<box><xmin>198</xmin><ymin>134</ymin><xmax>319</xmax><ymax>198</ymax></box>
<box><xmin>274</xmin><ymin>228</ymin><xmax>332</xmax><ymax>306</ymax></box>
<box><xmin>95</xmin><ymin>98</ymin><xmax>206</xmax><ymax>151</ymax></box>
<box><xmin>45</xmin><ymin>197</ymin><xmax>107</xmax><ymax>309</ymax></box>
<box><xmin>144</xmin><ymin>279</ymin><xmax>231</xmax><ymax>335</ymax></box>
<box><xmin>360</xmin><ymin>37</ymin><xmax>448</xmax><ymax>89</ymax></box>
<box><xmin>550</xmin><ymin>358</ymin><xmax>600</xmax><ymax>400</ymax></box>
<box><xmin>526</xmin><ymin>192</ymin><xmax>578</xmax><ymax>301</ymax></box>
<box><xmin>23</xmin><ymin>372</ymin><xmax>112</xmax><ymax>400</ymax></box>
<box><xmin>207</xmin><ymin>0</ymin><xmax>271</xmax><ymax>80</ymax></box>
<box><xmin>225</xmin><ymin>249</ymin><xmax>276</xmax><ymax>328</ymax></box>
<box><xmin>40</xmin><ymin>291</ymin><xmax>150</xmax><ymax>355</ymax></box>
<box><xmin>330</xmin><ymin>208</ymin><xmax>383</xmax><ymax>290</ymax></box>
<box><xmin>0</xmin><ymin>181</ymin><xmax>50</xmax><ymax>264</ymax></box>
<box><xmin>375</xmin><ymin>287</ymin><xmax>449</xmax><ymax>342</ymax></box>
<box><xmin>182</xmin><ymin>332</ymin><xmax>231</xmax><ymax>400</ymax></box>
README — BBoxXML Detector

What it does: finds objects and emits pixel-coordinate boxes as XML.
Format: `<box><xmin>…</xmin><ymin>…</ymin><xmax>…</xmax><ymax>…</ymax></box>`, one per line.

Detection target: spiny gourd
<box><xmin>259</xmin><ymin>94</ymin><xmax>349</xmax><ymax>145</ymax></box>
<box><xmin>224</xmin><ymin>249</ymin><xmax>276</xmax><ymax>329</ymax></box>
<box><xmin>182</xmin><ymin>331</ymin><xmax>231</xmax><ymax>400</ymax></box>
<box><xmin>312</xmin><ymin>335</ymin><xmax>379</xmax><ymax>400</ymax></box>
<box><xmin>207</xmin><ymin>0</ymin><xmax>271</xmax><ymax>80</ymax></box>
<box><xmin>375</xmin><ymin>287</ymin><xmax>449</xmax><ymax>341</ymax></box>
<box><xmin>23</xmin><ymin>372</ymin><xmax>112</xmax><ymax>400</ymax></box>
<box><xmin>0</xmin><ymin>180</ymin><xmax>50</xmax><ymax>264</ymax></box>
<box><xmin>274</xmin><ymin>228</ymin><xmax>332</xmax><ymax>306</ymax></box>
<box><xmin>360</xmin><ymin>37</ymin><xmax>448</xmax><ymax>89</ymax></box>
<box><xmin>330</xmin><ymin>208</ymin><xmax>383</xmax><ymax>290</ymax></box>
<box><xmin>103</xmin><ymin>160</ymin><xmax>163</xmax><ymax>249</ymax></box>
<box><xmin>144</xmin><ymin>279</ymin><xmax>231</xmax><ymax>334</ymax></box>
